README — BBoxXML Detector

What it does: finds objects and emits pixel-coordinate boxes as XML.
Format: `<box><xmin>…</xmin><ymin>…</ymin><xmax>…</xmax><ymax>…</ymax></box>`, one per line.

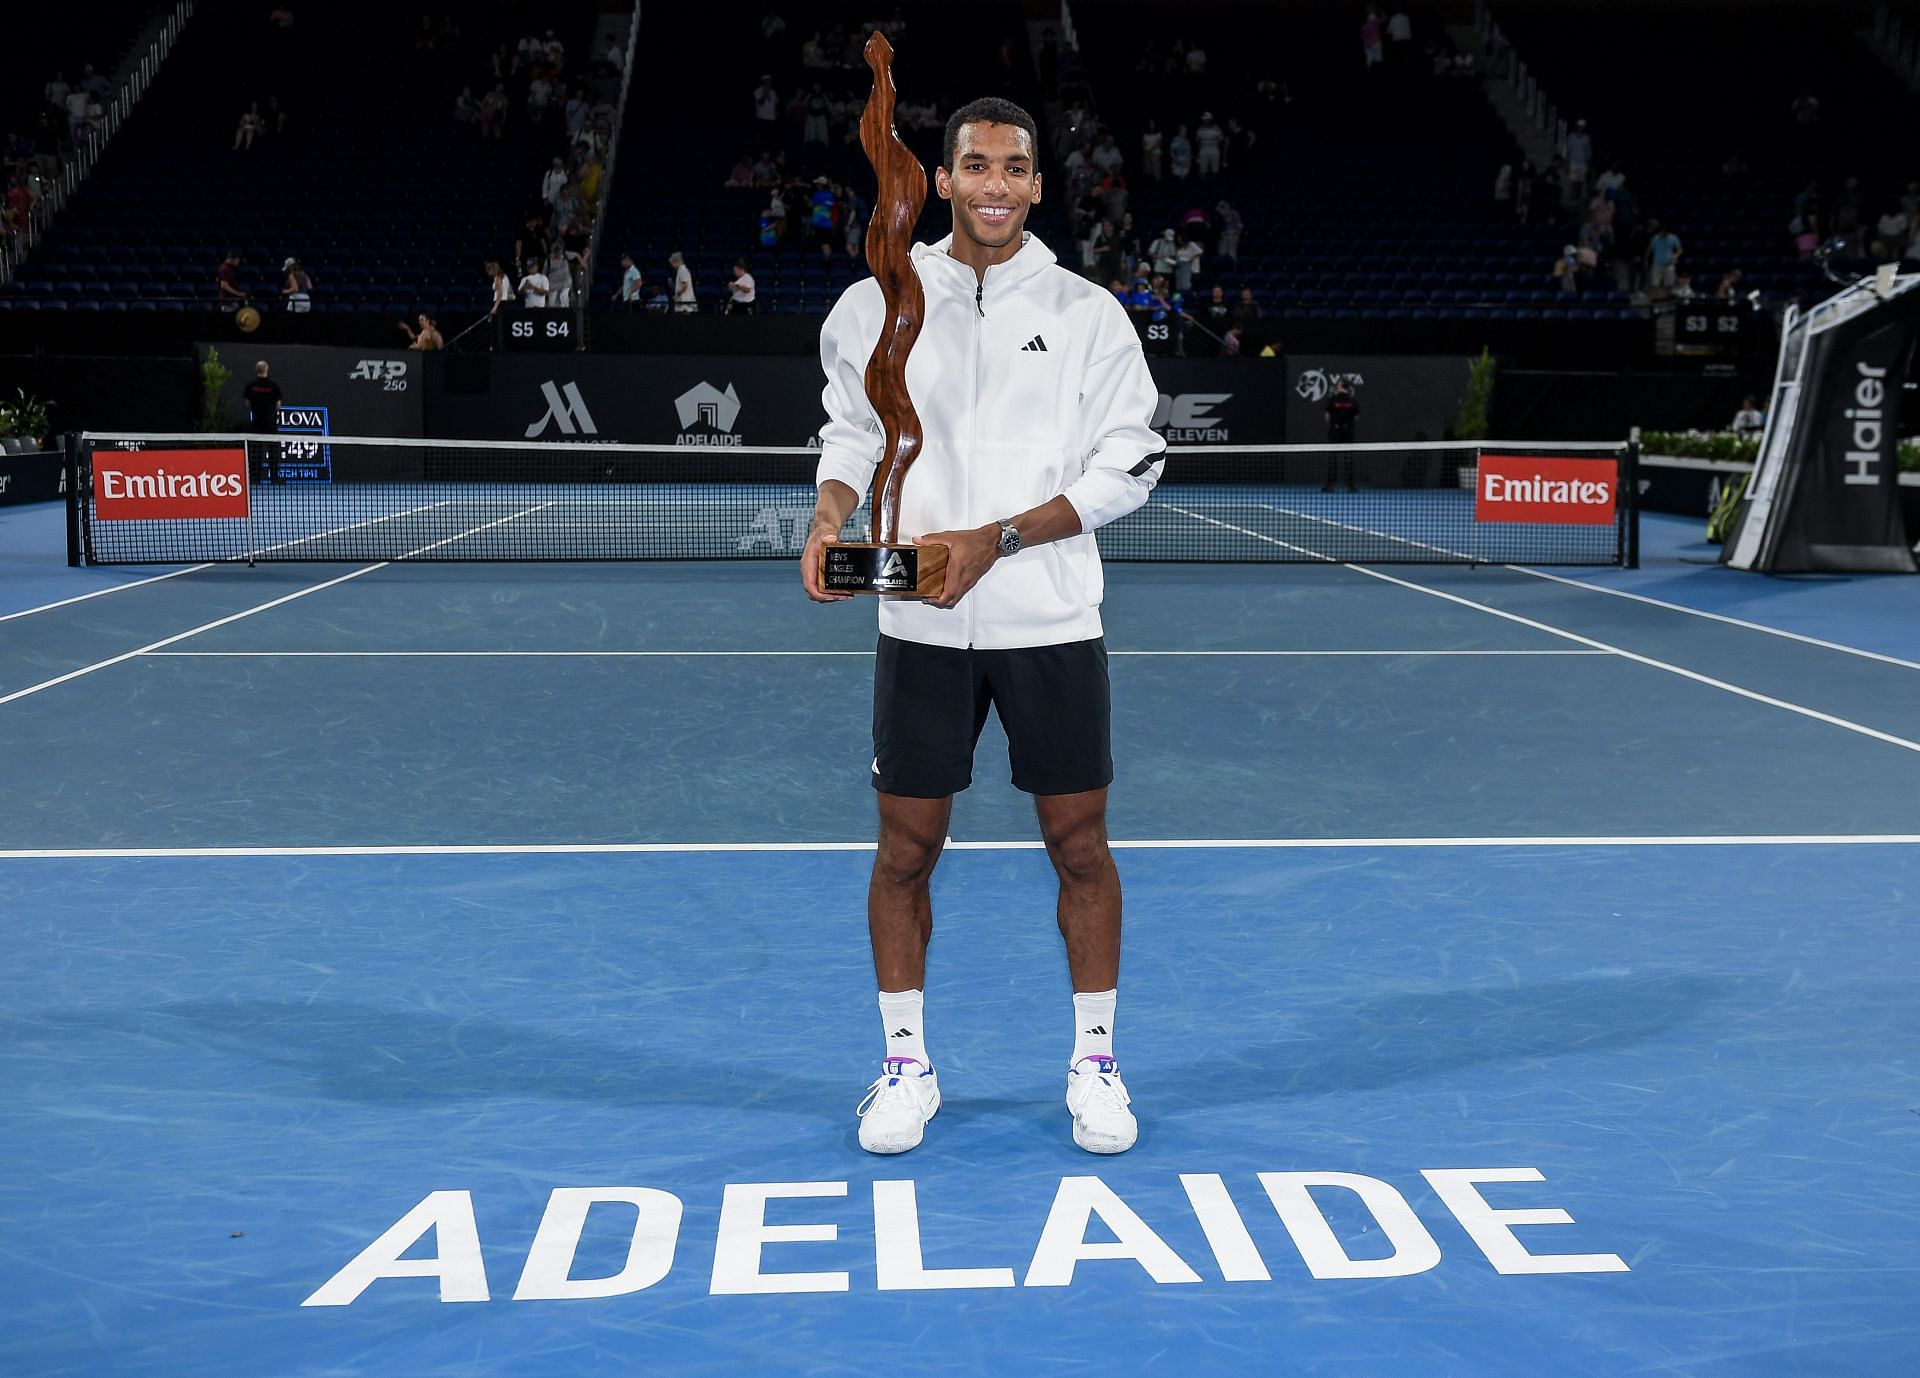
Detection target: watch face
<box><xmin>999</xmin><ymin>523</ymin><xmax>1020</xmax><ymax>555</ymax></box>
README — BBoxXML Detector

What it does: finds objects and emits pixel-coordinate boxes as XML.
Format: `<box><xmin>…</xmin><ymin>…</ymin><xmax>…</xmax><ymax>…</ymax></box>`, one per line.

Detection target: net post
<box><xmin>1622</xmin><ymin>438</ymin><xmax>1641</xmax><ymax>569</ymax></box>
<box><xmin>64</xmin><ymin>431</ymin><xmax>83</xmax><ymax>566</ymax></box>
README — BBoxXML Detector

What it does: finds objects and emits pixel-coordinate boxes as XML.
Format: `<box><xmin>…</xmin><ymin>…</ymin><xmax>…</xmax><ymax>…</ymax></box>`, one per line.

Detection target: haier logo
<box><xmin>1152</xmin><ymin>392</ymin><xmax>1231</xmax><ymax>443</ymax></box>
<box><xmin>1294</xmin><ymin>369</ymin><xmax>1364</xmax><ymax>403</ymax></box>
<box><xmin>675</xmin><ymin>381</ymin><xmax>744</xmax><ymax>447</ymax></box>
<box><xmin>348</xmin><ymin>359</ymin><xmax>409</xmax><ymax>391</ymax></box>
<box><xmin>527</xmin><ymin>381</ymin><xmax>598</xmax><ymax>438</ymax></box>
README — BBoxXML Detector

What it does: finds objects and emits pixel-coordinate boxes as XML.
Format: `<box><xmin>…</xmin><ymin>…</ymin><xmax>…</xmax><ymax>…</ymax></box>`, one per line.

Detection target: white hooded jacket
<box><xmin>815</xmin><ymin>232</ymin><xmax>1164</xmax><ymax>650</ymax></box>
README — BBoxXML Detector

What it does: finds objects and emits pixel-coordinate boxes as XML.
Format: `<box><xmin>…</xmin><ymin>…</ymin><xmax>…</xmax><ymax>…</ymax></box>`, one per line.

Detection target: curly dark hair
<box><xmin>941</xmin><ymin>97</ymin><xmax>1039</xmax><ymax>170</ymax></box>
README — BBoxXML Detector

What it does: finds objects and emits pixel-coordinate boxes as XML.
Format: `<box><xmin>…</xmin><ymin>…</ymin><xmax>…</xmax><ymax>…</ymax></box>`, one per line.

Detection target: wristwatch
<box><xmin>996</xmin><ymin>518</ymin><xmax>1022</xmax><ymax>557</ymax></box>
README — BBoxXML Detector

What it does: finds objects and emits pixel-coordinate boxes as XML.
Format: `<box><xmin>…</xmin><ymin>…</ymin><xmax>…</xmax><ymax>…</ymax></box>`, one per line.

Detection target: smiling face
<box><xmin>936</xmin><ymin>121</ymin><xmax>1041</xmax><ymax>270</ymax></box>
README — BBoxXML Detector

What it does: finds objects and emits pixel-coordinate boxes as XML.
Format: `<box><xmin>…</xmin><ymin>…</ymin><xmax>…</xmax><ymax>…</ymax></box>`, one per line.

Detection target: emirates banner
<box><xmin>92</xmin><ymin>448</ymin><xmax>249</xmax><ymax>521</ymax></box>
<box><xmin>1475</xmin><ymin>455</ymin><xmax>1617</xmax><ymax>525</ymax></box>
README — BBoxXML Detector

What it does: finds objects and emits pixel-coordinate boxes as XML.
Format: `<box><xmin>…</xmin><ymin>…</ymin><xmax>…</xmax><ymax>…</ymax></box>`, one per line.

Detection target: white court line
<box><xmin>4</xmin><ymin>834</ymin><xmax>1916</xmax><ymax>860</ymax></box>
<box><xmin>248</xmin><ymin>497</ymin><xmax>459</xmax><ymax>559</ymax></box>
<box><xmin>1254</xmin><ymin>502</ymin><xmax>1479</xmax><ymax>562</ymax></box>
<box><xmin>0</xmin><ymin>564</ymin><xmax>215</xmax><ymax>623</ymax></box>
<box><xmin>1511</xmin><ymin>565</ymin><xmax>1920</xmax><ymax>673</ymax></box>
<box><xmin>1162</xmin><ymin>510</ymin><xmax>1920</xmax><ymax>756</ymax></box>
<box><xmin>0</xmin><ymin>565</ymin><xmax>389</xmax><ymax>707</ymax></box>
<box><xmin>137</xmin><ymin>648</ymin><xmax>1614</xmax><ymax>659</ymax></box>
<box><xmin>397</xmin><ymin>500</ymin><xmax>558</xmax><ymax>558</ymax></box>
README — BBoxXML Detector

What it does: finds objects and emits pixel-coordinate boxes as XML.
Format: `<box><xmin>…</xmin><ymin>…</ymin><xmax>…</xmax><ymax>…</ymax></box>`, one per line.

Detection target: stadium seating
<box><xmin>6</xmin><ymin>0</ymin><xmax>600</xmax><ymax>322</ymax></box>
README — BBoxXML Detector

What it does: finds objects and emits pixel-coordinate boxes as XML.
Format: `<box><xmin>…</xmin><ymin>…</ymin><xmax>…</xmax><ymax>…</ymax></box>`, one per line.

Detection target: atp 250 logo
<box><xmin>348</xmin><ymin>359</ymin><xmax>409</xmax><ymax>392</ymax></box>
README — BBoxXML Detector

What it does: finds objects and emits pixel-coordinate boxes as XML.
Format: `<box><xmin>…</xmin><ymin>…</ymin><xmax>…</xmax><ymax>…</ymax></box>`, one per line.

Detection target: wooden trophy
<box><xmin>818</xmin><ymin>31</ymin><xmax>948</xmax><ymax>597</ymax></box>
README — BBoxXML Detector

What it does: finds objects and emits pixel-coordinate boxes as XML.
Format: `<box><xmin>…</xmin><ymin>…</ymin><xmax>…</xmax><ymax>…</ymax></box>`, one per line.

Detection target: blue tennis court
<box><xmin>3</xmin><ymin>504</ymin><xmax>1918</xmax><ymax>1376</ymax></box>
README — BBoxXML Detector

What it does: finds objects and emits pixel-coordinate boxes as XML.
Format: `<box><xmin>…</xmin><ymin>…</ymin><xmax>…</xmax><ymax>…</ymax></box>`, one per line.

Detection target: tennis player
<box><xmin>802</xmin><ymin>97</ymin><xmax>1165</xmax><ymax>1155</ymax></box>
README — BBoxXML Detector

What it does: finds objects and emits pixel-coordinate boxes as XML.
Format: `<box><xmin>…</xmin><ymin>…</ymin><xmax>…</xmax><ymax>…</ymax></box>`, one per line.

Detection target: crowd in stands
<box><xmin>4</xmin><ymin>63</ymin><xmax>115</xmax><ymax>248</ymax></box>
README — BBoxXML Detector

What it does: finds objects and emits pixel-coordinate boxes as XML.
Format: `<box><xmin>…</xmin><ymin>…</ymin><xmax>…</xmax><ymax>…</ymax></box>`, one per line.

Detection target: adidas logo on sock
<box><xmin>1083</xmin><ymin>1025</ymin><xmax>1107</xmax><ymax>1035</ymax></box>
<box><xmin>889</xmin><ymin>1028</ymin><xmax>914</xmax><ymax>1038</ymax></box>
<box><xmin>1020</xmin><ymin>334</ymin><xmax>1048</xmax><ymax>352</ymax></box>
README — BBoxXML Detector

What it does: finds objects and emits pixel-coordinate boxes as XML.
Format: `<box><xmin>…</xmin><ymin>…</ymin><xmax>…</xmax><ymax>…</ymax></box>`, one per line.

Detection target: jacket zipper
<box><xmin>966</xmin><ymin>267</ymin><xmax>984</xmax><ymax>649</ymax></box>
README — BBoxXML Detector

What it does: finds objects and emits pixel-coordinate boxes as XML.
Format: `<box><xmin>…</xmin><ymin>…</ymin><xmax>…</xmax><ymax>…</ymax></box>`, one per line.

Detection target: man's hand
<box><xmin>800</xmin><ymin>521</ymin><xmax>853</xmax><ymax>602</ymax></box>
<box><xmin>915</xmin><ymin>523</ymin><xmax>999</xmax><ymax>610</ymax></box>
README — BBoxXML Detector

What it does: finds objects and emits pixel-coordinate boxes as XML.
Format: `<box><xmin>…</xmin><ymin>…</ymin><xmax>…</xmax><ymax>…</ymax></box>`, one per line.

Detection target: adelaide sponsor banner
<box><xmin>92</xmin><ymin>448</ymin><xmax>249</xmax><ymax>520</ymax></box>
<box><xmin>424</xmin><ymin>355</ymin><xmax>1292</xmax><ymax>448</ymax></box>
<box><xmin>1474</xmin><ymin>454</ymin><xmax>1618</xmax><ymax>525</ymax></box>
<box><xmin>197</xmin><ymin>344</ymin><xmax>425</xmax><ymax>439</ymax></box>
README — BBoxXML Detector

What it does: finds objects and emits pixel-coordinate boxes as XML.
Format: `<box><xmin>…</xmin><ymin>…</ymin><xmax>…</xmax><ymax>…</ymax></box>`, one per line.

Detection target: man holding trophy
<box><xmin>800</xmin><ymin>37</ymin><xmax>1165</xmax><ymax>1157</ymax></box>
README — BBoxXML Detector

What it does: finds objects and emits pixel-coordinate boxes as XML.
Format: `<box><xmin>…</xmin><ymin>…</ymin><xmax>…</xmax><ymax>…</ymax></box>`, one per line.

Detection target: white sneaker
<box><xmin>1066</xmin><ymin>1055</ymin><xmax>1138</xmax><ymax>1154</ymax></box>
<box><xmin>857</xmin><ymin>1057</ymin><xmax>940</xmax><ymax>1154</ymax></box>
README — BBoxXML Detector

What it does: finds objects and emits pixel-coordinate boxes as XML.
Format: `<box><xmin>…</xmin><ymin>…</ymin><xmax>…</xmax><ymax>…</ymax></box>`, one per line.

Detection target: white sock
<box><xmin>878</xmin><ymin>989</ymin><xmax>927</xmax><ymax>1066</ymax></box>
<box><xmin>1072</xmin><ymin>989</ymin><xmax>1116</xmax><ymax>1065</ymax></box>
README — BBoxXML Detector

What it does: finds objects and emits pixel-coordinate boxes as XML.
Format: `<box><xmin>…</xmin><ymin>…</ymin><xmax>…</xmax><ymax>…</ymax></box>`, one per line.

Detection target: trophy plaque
<box><xmin>819</xmin><ymin>31</ymin><xmax>947</xmax><ymax>598</ymax></box>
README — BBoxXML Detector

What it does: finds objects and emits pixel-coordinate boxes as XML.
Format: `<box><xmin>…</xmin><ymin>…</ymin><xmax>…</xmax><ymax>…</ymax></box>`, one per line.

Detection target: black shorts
<box><xmin>872</xmin><ymin>635</ymin><xmax>1113</xmax><ymax>798</ymax></box>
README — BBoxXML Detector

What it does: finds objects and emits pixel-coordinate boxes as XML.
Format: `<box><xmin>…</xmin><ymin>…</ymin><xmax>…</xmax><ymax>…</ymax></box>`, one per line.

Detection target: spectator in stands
<box><xmin>216</xmin><ymin>253</ymin><xmax>247</xmax><ymax>310</ymax></box>
<box><xmin>1361</xmin><ymin>8</ymin><xmax>1385</xmax><ymax>69</ymax></box>
<box><xmin>1873</xmin><ymin>205</ymin><xmax>1911</xmax><ymax>263</ymax></box>
<box><xmin>233</xmin><ymin>102</ymin><xmax>266</xmax><ymax>152</ymax></box>
<box><xmin>80</xmin><ymin>64</ymin><xmax>110</xmax><ymax>100</ymax></box>
<box><xmin>1731</xmin><ymin>396</ymin><xmax>1766</xmax><ymax>439</ymax></box>
<box><xmin>64</xmin><ymin>87</ymin><xmax>90</xmax><ymax>145</ymax></box>
<box><xmin>1644</xmin><ymin>219</ymin><xmax>1683</xmax><ymax>301</ymax></box>
<box><xmin>1553</xmin><ymin>243</ymin><xmax>1583</xmax><ymax>297</ymax></box>
<box><xmin>454</xmin><ymin>85</ymin><xmax>478</xmax><ymax>128</ymax></box>
<box><xmin>487</xmin><ymin>260</ymin><xmax>512</xmax><ymax>314</ymax></box>
<box><xmin>1168</xmin><ymin>125</ymin><xmax>1192</xmax><ymax>181</ymax></box>
<box><xmin>545</xmin><ymin>239</ymin><xmax>573</xmax><ymax>308</ymax></box>
<box><xmin>1194</xmin><ymin>114</ymin><xmax>1223</xmax><ymax>177</ymax></box>
<box><xmin>1148</xmin><ymin>226</ymin><xmax>1177</xmax><ymax>280</ymax></box>
<box><xmin>1174</xmin><ymin>230</ymin><xmax>1202</xmax><ymax>293</ymax></box>
<box><xmin>1715</xmin><ymin>268</ymin><xmax>1745</xmax><ymax>300</ymax></box>
<box><xmin>755</xmin><ymin>75</ymin><xmax>779</xmax><ymax>127</ymax></box>
<box><xmin>1834</xmin><ymin>176</ymin><xmax>1864</xmax><ymax>234</ymax></box>
<box><xmin>1234</xmin><ymin>287</ymin><xmax>1261</xmax><ymax>328</ymax></box>
<box><xmin>1091</xmin><ymin>133</ymin><xmax>1123</xmax><ymax>177</ymax></box>
<box><xmin>1215</xmin><ymin>201</ymin><xmax>1242</xmax><ymax>262</ymax></box>
<box><xmin>840</xmin><ymin>180</ymin><xmax>867</xmax><ymax>258</ymax></box>
<box><xmin>562</xmin><ymin>222</ymin><xmax>590</xmax><ymax>300</ymax></box>
<box><xmin>1386</xmin><ymin>8</ymin><xmax>1413</xmax><ymax>67</ymax></box>
<box><xmin>527</xmin><ymin>71</ymin><xmax>553</xmax><ymax>126</ymax></box>
<box><xmin>45</xmin><ymin>73</ymin><xmax>70</xmax><ymax>116</ymax></box>
<box><xmin>480</xmin><ymin>84</ymin><xmax>509</xmax><ymax>139</ymax></box>
<box><xmin>578</xmin><ymin>153</ymin><xmax>603</xmax><ymax>215</ymax></box>
<box><xmin>727</xmin><ymin>260</ymin><xmax>757</xmax><ymax>315</ymax></box>
<box><xmin>808</xmin><ymin>177</ymin><xmax>838</xmax><ymax>257</ymax></box>
<box><xmin>669</xmin><ymin>251</ymin><xmax>696</xmax><ymax>312</ymax></box>
<box><xmin>1514</xmin><ymin>161</ymin><xmax>1535</xmax><ymax>226</ymax></box>
<box><xmin>1186</xmin><ymin>39</ymin><xmax>1208</xmax><ymax>74</ymax></box>
<box><xmin>1200</xmin><ymin>285</ymin><xmax>1231</xmax><ymax>333</ymax></box>
<box><xmin>1140</xmin><ymin>120</ymin><xmax>1162</xmax><ymax>181</ymax></box>
<box><xmin>804</xmin><ymin>85</ymin><xmax>831</xmax><ymax>147</ymax></box>
<box><xmin>1221</xmin><ymin>324</ymin><xmax>1244</xmax><ymax>357</ymax></box>
<box><xmin>518</xmin><ymin>257</ymin><xmax>550</xmax><ymax>307</ymax></box>
<box><xmin>727</xmin><ymin>154</ymin><xmax>755</xmax><ymax>187</ymax></box>
<box><xmin>399</xmin><ymin>313</ymin><xmax>444</xmax><ymax>350</ymax></box>
<box><xmin>1564</xmin><ymin>119</ymin><xmax>1592</xmax><ymax>201</ymax></box>
<box><xmin>280</xmin><ymin>257</ymin><xmax>312</xmax><ymax>312</ymax></box>
<box><xmin>542</xmin><ymin>156</ymin><xmax>568</xmax><ymax>208</ymax></box>
<box><xmin>616</xmin><ymin>252</ymin><xmax>643</xmax><ymax>307</ymax></box>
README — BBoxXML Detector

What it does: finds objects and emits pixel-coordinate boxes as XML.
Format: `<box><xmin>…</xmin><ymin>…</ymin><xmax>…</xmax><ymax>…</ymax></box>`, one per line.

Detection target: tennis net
<box><xmin>68</xmin><ymin>433</ymin><xmax>1637</xmax><ymax>567</ymax></box>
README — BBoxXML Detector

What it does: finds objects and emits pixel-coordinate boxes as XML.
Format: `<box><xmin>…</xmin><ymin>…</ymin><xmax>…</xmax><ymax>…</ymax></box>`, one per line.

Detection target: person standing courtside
<box><xmin>1323</xmin><ymin>377</ymin><xmax>1359</xmax><ymax>492</ymax></box>
<box><xmin>802</xmin><ymin>97</ymin><xmax>1164</xmax><ymax>1157</ymax></box>
<box><xmin>243</xmin><ymin>361</ymin><xmax>284</xmax><ymax>485</ymax></box>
